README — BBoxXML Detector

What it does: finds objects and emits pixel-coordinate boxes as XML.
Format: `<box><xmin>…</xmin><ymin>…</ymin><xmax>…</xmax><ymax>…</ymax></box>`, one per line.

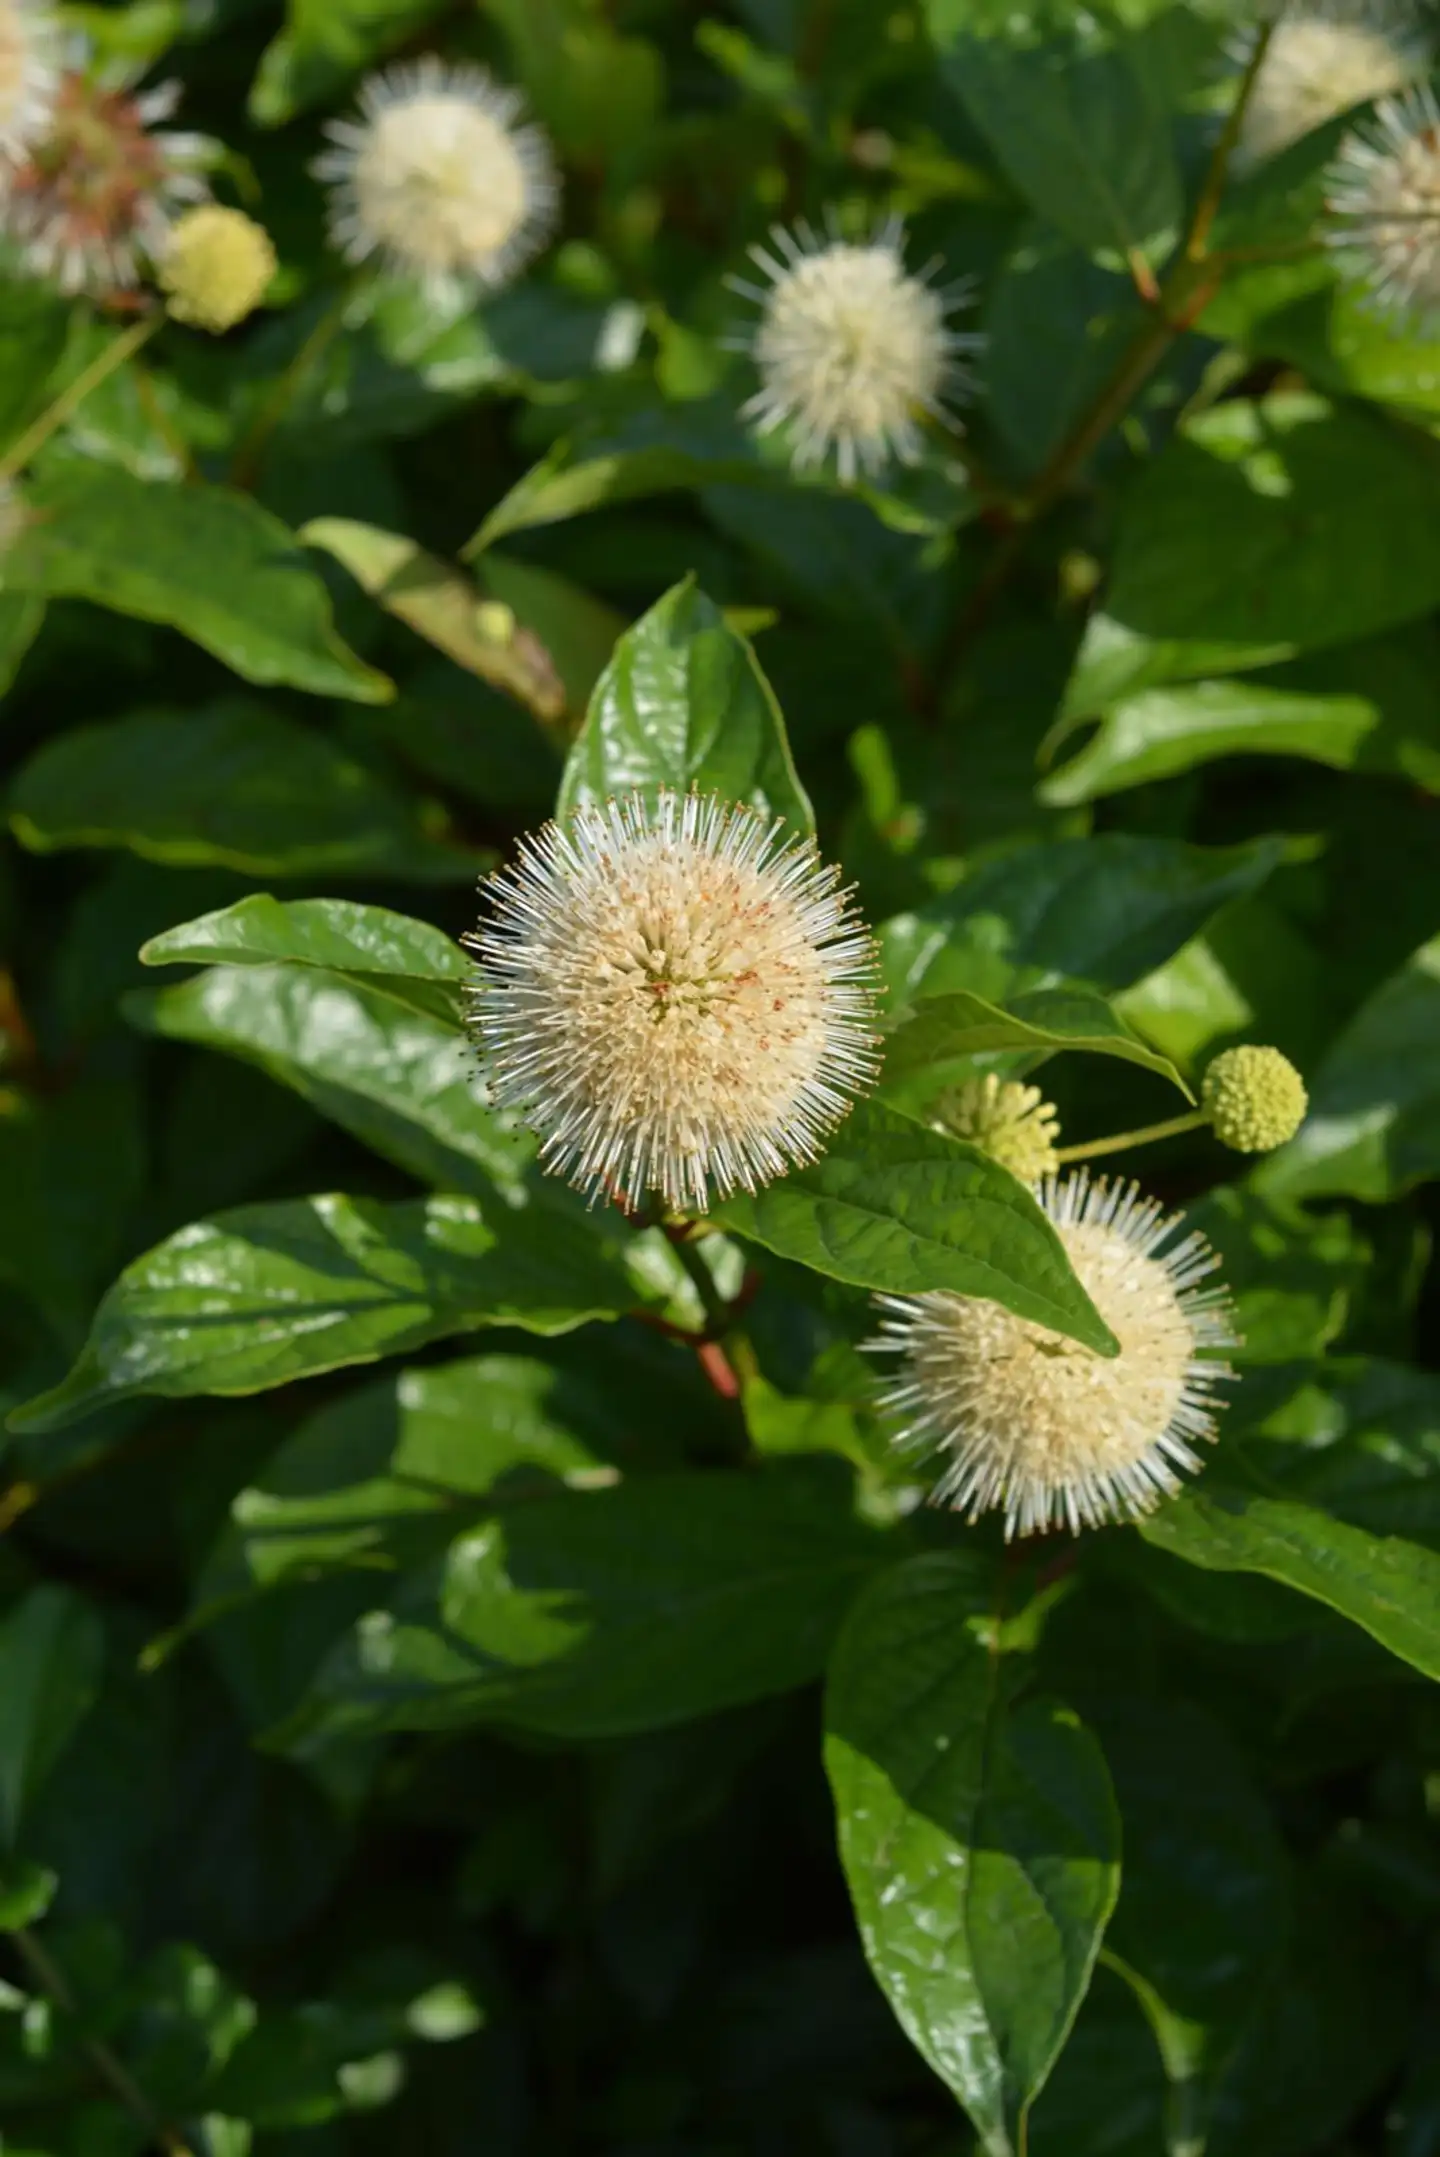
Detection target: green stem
<box><xmin>0</xmin><ymin>313</ymin><xmax>161</xmax><ymax>484</ymax></box>
<box><xmin>1186</xmin><ymin>20</ymin><xmax>1276</xmax><ymax>263</ymax></box>
<box><xmin>664</xmin><ymin>1225</ymin><xmax>733</xmax><ymax>1337</ymax></box>
<box><xmin>14</xmin><ymin>1928</ymin><xmax>196</xmax><ymax>2157</ymax></box>
<box><xmin>1055</xmin><ymin>1109</ymin><xmax>1208</xmax><ymax>1165</ymax></box>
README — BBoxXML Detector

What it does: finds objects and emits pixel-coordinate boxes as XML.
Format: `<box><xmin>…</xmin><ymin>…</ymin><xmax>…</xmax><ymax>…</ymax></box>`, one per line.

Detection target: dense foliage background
<box><xmin>1</xmin><ymin>0</ymin><xmax>1439</xmax><ymax>2152</ymax></box>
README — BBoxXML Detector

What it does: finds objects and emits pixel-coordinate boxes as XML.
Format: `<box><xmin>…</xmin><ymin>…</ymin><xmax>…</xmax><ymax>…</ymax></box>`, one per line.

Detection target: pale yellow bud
<box><xmin>159</xmin><ymin>205</ymin><xmax>276</xmax><ymax>333</ymax></box>
<box><xmin>931</xmin><ymin>1072</ymin><xmax>1060</xmax><ymax>1184</ymax></box>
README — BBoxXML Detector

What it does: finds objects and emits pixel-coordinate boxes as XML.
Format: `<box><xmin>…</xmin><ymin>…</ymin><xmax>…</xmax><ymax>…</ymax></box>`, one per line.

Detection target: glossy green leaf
<box><xmin>280</xmin><ymin>1460</ymin><xmax>885</xmax><ymax>1743</ymax></box>
<box><xmin>9</xmin><ymin>1190</ymin><xmax>647</xmax><ymax>1434</ymax></box>
<box><xmin>139</xmin><ymin>893</ymin><xmax>471</xmax><ymax>1027</ymax></box>
<box><xmin>715</xmin><ymin>1100</ymin><xmax>1116</xmax><ymax>1354</ymax></box>
<box><xmin>880</xmin><ymin>985</ymin><xmax>1190</xmax><ymax>1099</ymax></box>
<box><xmin>825</xmin><ymin>1553</ymin><xmax>1120</xmax><ymax>2156</ymax></box>
<box><xmin>0</xmin><ymin>1586</ymin><xmax>104</xmax><ymax>1848</ymax></box>
<box><xmin>1042</xmin><ymin>629</ymin><xmax>1440</xmax><ymax>804</ymax></box>
<box><xmin>556</xmin><ymin>577</ymin><xmax>814</xmax><ymax>834</ymax></box>
<box><xmin>1</xmin><ymin>466</ymin><xmax>391</xmax><ymax>701</ymax></box>
<box><xmin>1140</xmin><ymin>1485</ymin><xmax>1440</xmax><ymax>1682</ymax></box>
<box><xmin>9</xmin><ymin>702</ymin><xmax>479</xmax><ymax>881</ymax></box>
<box><xmin>0</xmin><ymin>1858</ymin><xmax>58</xmax><ymax>1929</ymax></box>
<box><xmin>879</xmin><ymin>835</ymin><xmax>1284</xmax><ymax>1012</ymax></box>
<box><xmin>1065</xmin><ymin>397</ymin><xmax>1440</xmax><ymax>715</ymax></box>
<box><xmin>469</xmin><ymin>432</ymin><xmax>761</xmax><ymax>553</ymax></box>
<box><xmin>249</xmin><ymin>0</ymin><xmax>447</xmax><ymax>124</ymax></box>
<box><xmin>1186</xmin><ymin>1185</ymin><xmax>1367</xmax><ymax>1364</ymax></box>
<box><xmin>1241</xmin><ymin>1358</ymin><xmax>1440</xmax><ymax>1548</ymax></box>
<box><xmin>1090</xmin><ymin>1694</ymin><xmax>1289</xmax><ymax>2150</ymax></box>
<box><xmin>926</xmin><ymin>5</ymin><xmax>1180</xmax><ymax>255</ymax></box>
<box><xmin>127</xmin><ymin>965</ymin><xmax>527</xmax><ymax>1196</ymax></box>
<box><xmin>216</xmin><ymin>1352</ymin><xmax>641</xmax><ymax>1590</ymax></box>
<box><xmin>1256</xmin><ymin>935</ymin><xmax>1440</xmax><ymax>1202</ymax></box>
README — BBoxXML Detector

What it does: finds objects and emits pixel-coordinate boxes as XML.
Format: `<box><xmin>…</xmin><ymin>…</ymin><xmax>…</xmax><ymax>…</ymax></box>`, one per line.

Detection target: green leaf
<box><xmin>825</xmin><ymin>1553</ymin><xmax>1120</xmax><ymax>2156</ymax></box>
<box><xmin>880</xmin><ymin>985</ymin><xmax>1190</xmax><ymax>1100</ymax></box>
<box><xmin>8</xmin><ymin>1190</ymin><xmax>648</xmax><ymax>1434</ymax></box>
<box><xmin>139</xmin><ymin>893</ymin><xmax>471</xmax><ymax>1028</ymax></box>
<box><xmin>925</xmin><ymin>6</ymin><xmax>1180</xmax><ymax>256</ymax></box>
<box><xmin>468</xmin><ymin>433</ymin><xmax>761</xmax><ymax>553</ymax></box>
<box><xmin>1088</xmin><ymin>1694</ymin><xmax>1289</xmax><ymax>2151</ymax></box>
<box><xmin>0</xmin><ymin>592</ymin><xmax>44</xmax><ymax>697</ymax></box>
<box><xmin>1186</xmin><ymin>1186</ymin><xmax>1367</xmax><ymax>1364</ymax></box>
<box><xmin>0</xmin><ymin>1586</ymin><xmax>104</xmax><ymax>1848</ymax></box>
<box><xmin>1</xmin><ymin>466</ymin><xmax>391</xmax><ymax>701</ymax></box>
<box><xmin>1242</xmin><ymin>1358</ymin><xmax>1440</xmax><ymax>1548</ymax></box>
<box><xmin>1256</xmin><ymin>934</ymin><xmax>1440</xmax><ymax>1203</ymax></box>
<box><xmin>249</xmin><ymin>0</ymin><xmax>448</xmax><ymax>124</ymax></box>
<box><xmin>715</xmin><ymin>1100</ymin><xmax>1117</xmax><ymax>1354</ymax></box>
<box><xmin>984</xmin><ymin>227</ymin><xmax>1149</xmax><ymax>475</ymax></box>
<box><xmin>0</xmin><ymin>1858</ymin><xmax>58</xmax><ymax>1930</ymax></box>
<box><xmin>301</xmin><ymin>518</ymin><xmax>580</xmax><ymax>724</ymax></box>
<box><xmin>556</xmin><ymin>577</ymin><xmax>814</xmax><ymax>834</ymax></box>
<box><xmin>1139</xmin><ymin>1485</ymin><xmax>1440</xmax><ymax>1682</ymax></box>
<box><xmin>8</xmin><ymin>701</ymin><xmax>480</xmax><ymax>881</ymax></box>
<box><xmin>279</xmin><ymin>1460</ymin><xmax>885</xmax><ymax>1743</ymax></box>
<box><xmin>127</xmin><ymin>965</ymin><xmax>529</xmax><ymax>1197</ymax></box>
<box><xmin>1065</xmin><ymin>396</ymin><xmax>1440</xmax><ymax>715</ymax></box>
<box><xmin>1042</xmin><ymin>628</ymin><xmax>1440</xmax><ymax>804</ymax></box>
<box><xmin>879</xmin><ymin>835</ymin><xmax>1284</xmax><ymax>1010</ymax></box>
<box><xmin>216</xmin><ymin>1352</ymin><xmax>642</xmax><ymax>1589</ymax></box>
<box><xmin>0</xmin><ymin>278</ymin><xmax>71</xmax><ymax>449</ymax></box>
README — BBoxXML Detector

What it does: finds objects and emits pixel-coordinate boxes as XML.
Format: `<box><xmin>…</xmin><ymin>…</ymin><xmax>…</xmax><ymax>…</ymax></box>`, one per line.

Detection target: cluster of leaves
<box><xmin>1</xmin><ymin>0</ymin><xmax>1439</xmax><ymax>2153</ymax></box>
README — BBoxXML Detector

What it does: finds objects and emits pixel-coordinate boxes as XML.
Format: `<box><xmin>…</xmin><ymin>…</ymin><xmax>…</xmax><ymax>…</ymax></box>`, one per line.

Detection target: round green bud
<box><xmin>1201</xmin><ymin>1045</ymin><xmax>1307</xmax><ymax>1153</ymax></box>
<box><xmin>159</xmin><ymin>206</ymin><xmax>277</xmax><ymax>334</ymax></box>
<box><xmin>931</xmin><ymin>1072</ymin><xmax>1061</xmax><ymax>1184</ymax></box>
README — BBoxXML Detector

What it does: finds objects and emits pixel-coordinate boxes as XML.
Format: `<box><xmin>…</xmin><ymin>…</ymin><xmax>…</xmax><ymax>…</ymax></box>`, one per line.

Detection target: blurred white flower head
<box><xmin>1326</xmin><ymin>85</ymin><xmax>1440</xmax><ymax>322</ymax></box>
<box><xmin>729</xmin><ymin>215</ymin><xmax>981</xmax><ymax>484</ymax></box>
<box><xmin>315</xmin><ymin>56</ymin><xmax>559</xmax><ymax>297</ymax></box>
<box><xmin>466</xmin><ymin>790</ymin><xmax>880</xmax><ymax>1215</ymax></box>
<box><xmin>1237</xmin><ymin>0</ymin><xmax>1428</xmax><ymax>166</ymax></box>
<box><xmin>0</xmin><ymin>62</ymin><xmax>211</xmax><ymax>293</ymax></box>
<box><xmin>0</xmin><ymin>0</ymin><xmax>60</xmax><ymax>161</ymax></box>
<box><xmin>869</xmin><ymin>1173</ymin><xmax>1236</xmax><ymax>1539</ymax></box>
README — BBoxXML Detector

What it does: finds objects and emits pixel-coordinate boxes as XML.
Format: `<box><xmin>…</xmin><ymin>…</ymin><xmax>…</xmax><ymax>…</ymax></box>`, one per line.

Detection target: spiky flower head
<box><xmin>727</xmin><ymin>215</ymin><xmax>981</xmax><ymax>484</ymax></box>
<box><xmin>869</xmin><ymin>1174</ymin><xmax>1236</xmax><ymax>1539</ymax></box>
<box><xmin>0</xmin><ymin>0</ymin><xmax>60</xmax><ymax>161</ymax></box>
<box><xmin>1326</xmin><ymin>86</ymin><xmax>1440</xmax><ymax>323</ymax></box>
<box><xmin>931</xmin><ymin>1073</ymin><xmax>1061</xmax><ymax>1184</ymax></box>
<box><xmin>1202</xmin><ymin>1044</ymin><xmax>1308</xmax><ymax>1152</ymax></box>
<box><xmin>157</xmin><ymin>203</ymin><xmax>275</xmax><ymax>331</ymax></box>
<box><xmin>465</xmin><ymin>790</ymin><xmax>881</xmax><ymax>1215</ymax></box>
<box><xmin>0</xmin><ymin>63</ymin><xmax>211</xmax><ymax>294</ymax></box>
<box><xmin>1237</xmin><ymin>2</ymin><xmax>1428</xmax><ymax>167</ymax></box>
<box><xmin>314</xmin><ymin>56</ymin><xmax>560</xmax><ymax>298</ymax></box>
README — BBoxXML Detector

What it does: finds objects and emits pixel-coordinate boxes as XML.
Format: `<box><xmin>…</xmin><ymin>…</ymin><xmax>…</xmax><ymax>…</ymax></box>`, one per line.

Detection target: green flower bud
<box><xmin>931</xmin><ymin>1072</ymin><xmax>1061</xmax><ymax>1184</ymax></box>
<box><xmin>1201</xmin><ymin>1045</ymin><xmax>1307</xmax><ymax>1154</ymax></box>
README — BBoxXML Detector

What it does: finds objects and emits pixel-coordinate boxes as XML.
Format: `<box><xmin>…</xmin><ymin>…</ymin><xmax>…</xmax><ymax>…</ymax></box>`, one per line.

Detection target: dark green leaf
<box><xmin>0</xmin><ymin>1586</ymin><xmax>104</xmax><ymax>1848</ymax></box>
<box><xmin>248</xmin><ymin>0</ymin><xmax>448</xmax><ymax>124</ymax></box>
<box><xmin>880</xmin><ymin>985</ymin><xmax>1190</xmax><ymax>1099</ymax></box>
<box><xmin>1140</xmin><ymin>1485</ymin><xmax>1440</xmax><ymax>1681</ymax></box>
<box><xmin>926</xmin><ymin>6</ymin><xmax>1180</xmax><ymax>255</ymax></box>
<box><xmin>1065</xmin><ymin>397</ymin><xmax>1440</xmax><ymax>714</ymax></box>
<box><xmin>9</xmin><ymin>702</ymin><xmax>480</xmax><ymax>881</ymax></box>
<box><xmin>715</xmin><ymin>1100</ymin><xmax>1117</xmax><ymax>1354</ymax></box>
<box><xmin>1</xmin><ymin>466</ymin><xmax>391</xmax><ymax>700</ymax></box>
<box><xmin>0</xmin><ymin>1858</ymin><xmax>58</xmax><ymax>1929</ymax></box>
<box><xmin>280</xmin><ymin>1460</ymin><xmax>885</xmax><ymax>1742</ymax></box>
<box><xmin>879</xmin><ymin>835</ymin><xmax>1284</xmax><ymax>1010</ymax></box>
<box><xmin>127</xmin><ymin>964</ymin><xmax>526</xmax><ymax>1195</ymax></box>
<box><xmin>556</xmin><ymin>577</ymin><xmax>814</xmax><ymax>834</ymax></box>
<box><xmin>9</xmin><ymin>1190</ymin><xmax>648</xmax><ymax>1434</ymax></box>
<box><xmin>825</xmin><ymin>1553</ymin><xmax>1120</xmax><ymax>2155</ymax></box>
<box><xmin>1256</xmin><ymin>934</ymin><xmax>1440</xmax><ymax>1202</ymax></box>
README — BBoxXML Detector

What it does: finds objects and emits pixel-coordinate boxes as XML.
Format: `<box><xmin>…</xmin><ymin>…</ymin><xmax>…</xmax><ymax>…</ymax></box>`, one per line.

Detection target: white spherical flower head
<box><xmin>0</xmin><ymin>0</ymin><xmax>60</xmax><ymax>159</ymax></box>
<box><xmin>315</xmin><ymin>57</ymin><xmax>559</xmax><ymax>295</ymax></box>
<box><xmin>1327</xmin><ymin>86</ymin><xmax>1440</xmax><ymax>322</ymax></box>
<box><xmin>1239</xmin><ymin>2</ymin><xmax>1428</xmax><ymax>167</ymax></box>
<box><xmin>869</xmin><ymin>1174</ymin><xmax>1236</xmax><ymax>1539</ymax></box>
<box><xmin>466</xmin><ymin>791</ymin><xmax>881</xmax><ymax>1214</ymax></box>
<box><xmin>729</xmin><ymin>216</ymin><xmax>981</xmax><ymax>483</ymax></box>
